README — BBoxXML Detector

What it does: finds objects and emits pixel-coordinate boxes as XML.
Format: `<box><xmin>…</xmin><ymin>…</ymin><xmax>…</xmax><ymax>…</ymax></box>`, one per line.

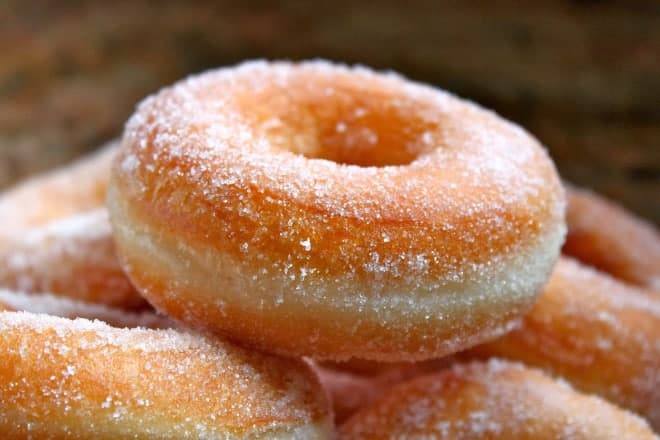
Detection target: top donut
<box><xmin>108</xmin><ymin>60</ymin><xmax>566</xmax><ymax>361</ymax></box>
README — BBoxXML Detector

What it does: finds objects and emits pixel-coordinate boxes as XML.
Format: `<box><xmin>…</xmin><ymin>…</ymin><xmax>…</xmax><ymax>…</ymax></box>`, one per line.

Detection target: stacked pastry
<box><xmin>0</xmin><ymin>61</ymin><xmax>657</xmax><ymax>439</ymax></box>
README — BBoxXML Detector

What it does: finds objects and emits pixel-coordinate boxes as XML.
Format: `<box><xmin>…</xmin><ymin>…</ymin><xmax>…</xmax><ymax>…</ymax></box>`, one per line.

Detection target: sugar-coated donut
<box><xmin>0</xmin><ymin>311</ymin><xmax>332</xmax><ymax>439</ymax></box>
<box><xmin>0</xmin><ymin>209</ymin><xmax>145</xmax><ymax>310</ymax></box>
<box><xmin>0</xmin><ymin>140</ymin><xmax>118</xmax><ymax>248</ymax></box>
<box><xmin>339</xmin><ymin>360</ymin><xmax>658</xmax><ymax>439</ymax></box>
<box><xmin>108</xmin><ymin>60</ymin><xmax>566</xmax><ymax>361</ymax></box>
<box><xmin>470</xmin><ymin>257</ymin><xmax>660</xmax><ymax>429</ymax></box>
<box><xmin>564</xmin><ymin>184</ymin><xmax>660</xmax><ymax>290</ymax></box>
<box><xmin>0</xmin><ymin>289</ymin><xmax>172</xmax><ymax>329</ymax></box>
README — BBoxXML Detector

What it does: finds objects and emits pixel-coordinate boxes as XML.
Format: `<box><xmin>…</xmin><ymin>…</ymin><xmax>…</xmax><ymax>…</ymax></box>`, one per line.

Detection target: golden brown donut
<box><xmin>0</xmin><ymin>289</ymin><xmax>172</xmax><ymax>329</ymax></box>
<box><xmin>108</xmin><ymin>60</ymin><xmax>566</xmax><ymax>361</ymax></box>
<box><xmin>0</xmin><ymin>208</ymin><xmax>145</xmax><ymax>310</ymax></box>
<box><xmin>0</xmin><ymin>140</ymin><xmax>118</xmax><ymax>247</ymax></box>
<box><xmin>339</xmin><ymin>360</ymin><xmax>658</xmax><ymax>439</ymax></box>
<box><xmin>564</xmin><ymin>184</ymin><xmax>660</xmax><ymax>289</ymax></box>
<box><xmin>469</xmin><ymin>257</ymin><xmax>660</xmax><ymax>429</ymax></box>
<box><xmin>0</xmin><ymin>311</ymin><xmax>333</xmax><ymax>438</ymax></box>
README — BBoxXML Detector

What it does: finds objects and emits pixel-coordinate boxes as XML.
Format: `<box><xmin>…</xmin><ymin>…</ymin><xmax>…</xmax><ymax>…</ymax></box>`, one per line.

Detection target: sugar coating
<box><xmin>564</xmin><ymin>184</ymin><xmax>660</xmax><ymax>290</ymax></box>
<box><xmin>108</xmin><ymin>60</ymin><xmax>566</xmax><ymax>360</ymax></box>
<box><xmin>0</xmin><ymin>311</ymin><xmax>331</xmax><ymax>438</ymax></box>
<box><xmin>0</xmin><ymin>139</ymin><xmax>118</xmax><ymax>247</ymax></box>
<box><xmin>472</xmin><ymin>257</ymin><xmax>660</xmax><ymax>430</ymax></box>
<box><xmin>0</xmin><ymin>208</ymin><xmax>144</xmax><ymax>309</ymax></box>
<box><xmin>0</xmin><ymin>289</ymin><xmax>172</xmax><ymax>329</ymax></box>
<box><xmin>339</xmin><ymin>359</ymin><xmax>657</xmax><ymax>439</ymax></box>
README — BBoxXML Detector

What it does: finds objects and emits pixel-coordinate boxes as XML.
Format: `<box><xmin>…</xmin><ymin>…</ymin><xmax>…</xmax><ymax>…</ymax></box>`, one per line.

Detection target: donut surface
<box><xmin>339</xmin><ymin>360</ymin><xmax>657</xmax><ymax>439</ymax></box>
<box><xmin>0</xmin><ymin>289</ymin><xmax>171</xmax><ymax>329</ymax></box>
<box><xmin>564</xmin><ymin>185</ymin><xmax>660</xmax><ymax>290</ymax></box>
<box><xmin>108</xmin><ymin>60</ymin><xmax>566</xmax><ymax>361</ymax></box>
<box><xmin>0</xmin><ymin>140</ymin><xmax>117</xmax><ymax>248</ymax></box>
<box><xmin>0</xmin><ymin>311</ymin><xmax>332</xmax><ymax>439</ymax></box>
<box><xmin>470</xmin><ymin>257</ymin><xmax>660</xmax><ymax>429</ymax></box>
<box><xmin>0</xmin><ymin>208</ymin><xmax>144</xmax><ymax>309</ymax></box>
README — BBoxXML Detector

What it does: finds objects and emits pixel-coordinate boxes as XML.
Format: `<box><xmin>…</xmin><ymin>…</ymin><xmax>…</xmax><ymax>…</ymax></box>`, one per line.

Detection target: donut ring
<box><xmin>0</xmin><ymin>311</ymin><xmax>332</xmax><ymax>438</ymax></box>
<box><xmin>0</xmin><ymin>289</ymin><xmax>171</xmax><ymax>329</ymax></box>
<box><xmin>564</xmin><ymin>184</ymin><xmax>660</xmax><ymax>290</ymax></box>
<box><xmin>108</xmin><ymin>60</ymin><xmax>565</xmax><ymax>361</ymax></box>
<box><xmin>338</xmin><ymin>360</ymin><xmax>657</xmax><ymax>439</ymax></box>
<box><xmin>470</xmin><ymin>257</ymin><xmax>660</xmax><ymax>429</ymax></box>
<box><xmin>0</xmin><ymin>140</ymin><xmax>117</xmax><ymax>248</ymax></box>
<box><xmin>0</xmin><ymin>209</ymin><xmax>145</xmax><ymax>310</ymax></box>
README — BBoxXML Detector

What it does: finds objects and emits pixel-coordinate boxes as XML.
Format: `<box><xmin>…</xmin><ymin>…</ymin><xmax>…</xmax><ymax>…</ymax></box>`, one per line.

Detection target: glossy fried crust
<box><xmin>471</xmin><ymin>257</ymin><xmax>660</xmax><ymax>429</ymax></box>
<box><xmin>0</xmin><ymin>209</ymin><xmax>145</xmax><ymax>310</ymax></box>
<box><xmin>0</xmin><ymin>140</ymin><xmax>118</xmax><ymax>248</ymax></box>
<box><xmin>108</xmin><ymin>60</ymin><xmax>565</xmax><ymax>361</ymax></box>
<box><xmin>339</xmin><ymin>360</ymin><xmax>658</xmax><ymax>439</ymax></box>
<box><xmin>0</xmin><ymin>289</ymin><xmax>172</xmax><ymax>329</ymax></box>
<box><xmin>564</xmin><ymin>185</ymin><xmax>660</xmax><ymax>289</ymax></box>
<box><xmin>0</xmin><ymin>312</ymin><xmax>332</xmax><ymax>439</ymax></box>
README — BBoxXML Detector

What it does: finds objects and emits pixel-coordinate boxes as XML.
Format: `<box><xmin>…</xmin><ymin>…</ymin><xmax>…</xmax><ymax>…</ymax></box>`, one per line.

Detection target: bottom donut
<box><xmin>0</xmin><ymin>311</ymin><xmax>332</xmax><ymax>439</ymax></box>
<box><xmin>338</xmin><ymin>360</ymin><xmax>657</xmax><ymax>439</ymax></box>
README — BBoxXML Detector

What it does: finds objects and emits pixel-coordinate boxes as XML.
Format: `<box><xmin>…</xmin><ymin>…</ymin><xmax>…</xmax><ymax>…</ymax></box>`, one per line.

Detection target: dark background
<box><xmin>1</xmin><ymin>1</ymin><xmax>659</xmax><ymax>223</ymax></box>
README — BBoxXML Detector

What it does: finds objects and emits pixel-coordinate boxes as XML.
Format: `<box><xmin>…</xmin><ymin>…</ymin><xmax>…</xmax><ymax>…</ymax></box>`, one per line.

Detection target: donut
<box><xmin>0</xmin><ymin>208</ymin><xmax>145</xmax><ymax>310</ymax></box>
<box><xmin>0</xmin><ymin>311</ymin><xmax>332</xmax><ymax>438</ymax></box>
<box><xmin>0</xmin><ymin>289</ymin><xmax>172</xmax><ymax>329</ymax></box>
<box><xmin>108</xmin><ymin>60</ymin><xmax>566</xmax><ymax>361</ymax></box>
<box><xmin>564</xmin><ymin>184</ymin><xmax>660</xmax><ymax>290</ymax></box>
<box><xmin>339</xmin><ymin>360</ymin><xmax>658</xmax><ymax>439</ymax></box>
<box><xmin>469</xmin><ymin>257</ymin><xmax>660</xmax><ymax>428</ymax></box>
<box><xmin>0</xmin><ymin>140</ymin><xmax>117</xmax><ymax>248</ymax></box>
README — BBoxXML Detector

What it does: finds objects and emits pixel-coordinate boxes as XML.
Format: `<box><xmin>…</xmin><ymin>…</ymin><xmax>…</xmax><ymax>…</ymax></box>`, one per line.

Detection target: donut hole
<box><xmin>248</xmin><ymin>84</ymin><xmax>438</xmax><ymax>167</ymax></box>
<box><xmin>311</xmin><ymin>105</ymin><xmax>432</xmax><ymax>167</ymax></box>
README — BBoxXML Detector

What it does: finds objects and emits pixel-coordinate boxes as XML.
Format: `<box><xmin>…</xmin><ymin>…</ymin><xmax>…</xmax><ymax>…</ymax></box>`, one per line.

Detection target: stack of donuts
<box><xmin>0</xmin><ymin>61</ymin><xmax>657</xmax><ymax>439</ymax></box>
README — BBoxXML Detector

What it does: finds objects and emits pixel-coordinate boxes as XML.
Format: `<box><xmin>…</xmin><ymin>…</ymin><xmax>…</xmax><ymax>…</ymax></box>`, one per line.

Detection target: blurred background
<box><xmin>1</xmin><ymin>1</ymin><xmax>658</xmax><ymax>223</ymax></box>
